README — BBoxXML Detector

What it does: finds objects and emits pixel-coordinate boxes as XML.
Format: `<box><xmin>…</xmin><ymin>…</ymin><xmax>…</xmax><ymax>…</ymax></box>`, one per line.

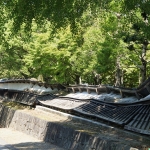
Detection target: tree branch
<box><xmin>122</xmin><ymin>55</ymin><xmax>142</xmax><ymax>69</ymax></box>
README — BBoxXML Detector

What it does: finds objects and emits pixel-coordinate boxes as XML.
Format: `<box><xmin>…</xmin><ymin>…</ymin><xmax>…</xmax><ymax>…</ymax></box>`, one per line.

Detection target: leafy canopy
<box><xmin>2</xmin><ymin>0</ymin><xmax>109</xmax><ymax>33</ymax></box>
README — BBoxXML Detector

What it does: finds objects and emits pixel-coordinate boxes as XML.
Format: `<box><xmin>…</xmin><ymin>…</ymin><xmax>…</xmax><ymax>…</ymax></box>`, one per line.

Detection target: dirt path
<box><xmin>0</xmin><ymin>128</ymin><xmax>65</xmax><ymax>150</ymax></box>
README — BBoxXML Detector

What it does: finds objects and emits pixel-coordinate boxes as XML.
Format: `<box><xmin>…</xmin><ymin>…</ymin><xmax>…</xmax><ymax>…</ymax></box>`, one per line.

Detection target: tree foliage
<box><xmin>2</xmin><ymin>0</ymin><xmax>108</xmax><ymax>34</ymax></box>
<box><xmin>1</xmin><ymin>0</ymin><xmax>150</xmax><ymax>87</ymax></box>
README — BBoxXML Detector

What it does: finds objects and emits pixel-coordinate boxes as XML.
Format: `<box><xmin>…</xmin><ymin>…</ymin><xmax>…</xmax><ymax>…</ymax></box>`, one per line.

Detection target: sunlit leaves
<box><xmin>0</xmin><ymin>0</ymin><xmax>112</xmax><ymax>34</ymax></box>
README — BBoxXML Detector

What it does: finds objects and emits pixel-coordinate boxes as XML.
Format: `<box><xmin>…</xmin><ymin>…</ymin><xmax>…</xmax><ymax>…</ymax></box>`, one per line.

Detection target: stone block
<box><xmin>45</xmin><ymin>123</ymin><xmax>58</xmax><ymax>143</ymax></box>
<box><xmin>54</xmin><ymin>125</ymin><xmax>64</xmax><ymax>147</ymax></box>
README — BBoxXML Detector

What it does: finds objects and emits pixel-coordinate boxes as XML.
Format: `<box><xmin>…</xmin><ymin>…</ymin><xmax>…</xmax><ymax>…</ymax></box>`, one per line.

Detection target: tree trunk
<box><xmin>93</xmin><ymin>71</ymin><xmax>102</xmax><ymax>85</ymax></box>
<box><xmin>140</xmin><ymin>59</ymin><xmax>147</xmax><ymax>84</ymax></box>
<box><xmin>74</xmin><ymin>75</ymin><xmax>80</xmax><ymax>85</ymax></box>
<box><xmin>115</xmin><ymin>56</ymin><xmax>122</xmax><ymax>86</ymax></box>
<box><xmin>139</xmin><ymin>40</ymin><xmax>148</xmax><ymax>84</ymax></box>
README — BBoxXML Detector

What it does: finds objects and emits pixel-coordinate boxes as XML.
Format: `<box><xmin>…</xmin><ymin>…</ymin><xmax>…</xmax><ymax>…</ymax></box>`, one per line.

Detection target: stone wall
<box><xmin>0</xmin><ymin>104</ymin><xmax>135</xmax><ymax>150</ymax></box>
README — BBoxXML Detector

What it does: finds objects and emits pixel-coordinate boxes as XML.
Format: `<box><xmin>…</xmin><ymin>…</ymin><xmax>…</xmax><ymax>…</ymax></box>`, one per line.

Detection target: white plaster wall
<box><xmin>0</xmin><ymin>82</ymin><xmax>57</xmax><ymax>94</ymax></box>
<box><xmin>39</xmin><ymin>87</ymin><xmax>53</xmax><ymax>94</ymax></box>
<box><xmin>0</xmin><ymin>83</ymin><xmax>8</xmax><ymax>89</ymax></box>
<box><xmin>7</xmin><ymin>83</ymin><xmax>32</xmax><ymax>91</ymax></box>
<box><xmin>30</xmin><ymin>84</ymin><xmax>41</xmax><ymax>92</ymax></box>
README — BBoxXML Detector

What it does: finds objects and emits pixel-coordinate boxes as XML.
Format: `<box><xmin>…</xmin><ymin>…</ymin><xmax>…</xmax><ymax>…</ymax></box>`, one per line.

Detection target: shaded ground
<box><xmin>0</xmin><ymin>128</ymin><xmax>65</xmax><ymax>150</ymax></box>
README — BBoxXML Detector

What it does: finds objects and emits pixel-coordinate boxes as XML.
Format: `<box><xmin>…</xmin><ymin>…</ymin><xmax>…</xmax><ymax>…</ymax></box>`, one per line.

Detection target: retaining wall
<box><xmin>0</xmin><ymin>104</ymin><xmax>143</xmax><ymax>150</ymax></box>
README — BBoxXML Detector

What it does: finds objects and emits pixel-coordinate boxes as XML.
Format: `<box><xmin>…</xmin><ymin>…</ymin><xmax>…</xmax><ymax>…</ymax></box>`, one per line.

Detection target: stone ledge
<box><xmin>0</xmin><ymin>104</ymin><xmax>146</xmax><ymax>150</ymax></box>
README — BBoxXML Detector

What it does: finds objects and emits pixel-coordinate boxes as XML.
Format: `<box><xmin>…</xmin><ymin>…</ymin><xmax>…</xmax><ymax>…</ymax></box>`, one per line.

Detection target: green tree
<box><xmin>1</xmin><ymin>0</ymin><xmax>105</xmax><ymax>34</ymax></box>
<box><xmin>0</xmin><ymin>21</ymin><xmax>28</xmax><ymax>78</ymax></box>
<box><xmin>122</xmin><ymin>9</ymin><xmax>150</xmax><ymax>84</ymax></box>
